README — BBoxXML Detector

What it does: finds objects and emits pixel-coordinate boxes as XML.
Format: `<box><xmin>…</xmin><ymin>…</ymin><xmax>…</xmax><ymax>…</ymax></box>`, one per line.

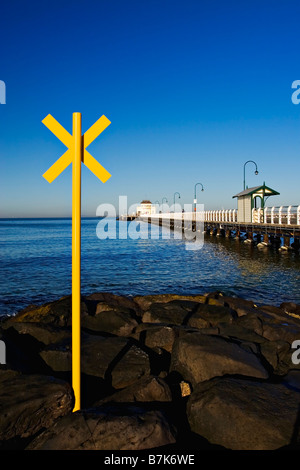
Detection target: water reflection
<box><xmin>199</xmin><ymin>233</ymin><xmax>300</xmax><ymax>304</ymax></box>
<box><xmin>204</xmin><ymin>232</ymin><xmax>300</xmax><ymax>271</ymax></box>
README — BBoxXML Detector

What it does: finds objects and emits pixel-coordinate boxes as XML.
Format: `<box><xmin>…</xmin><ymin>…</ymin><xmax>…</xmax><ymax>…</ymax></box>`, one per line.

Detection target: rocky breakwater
<box><xmin>0</xmin><ymin>291</ymin><xmax>300</xmax><ymax>450</ymax></box>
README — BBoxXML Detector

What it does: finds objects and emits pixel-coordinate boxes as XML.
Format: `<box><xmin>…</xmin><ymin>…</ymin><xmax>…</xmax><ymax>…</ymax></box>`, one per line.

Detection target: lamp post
<box><xmin>162</xmin><ymin>197</ymin><xmax>168</xmax><ymax>213</ymax></box>
<box><xmin>173</xmin><ymin>192</ymin><xmax>181</xmax><ymax>212</ymax></box>
<box><xmin>243</xmin><ymin>160</ymin><xmax>258</xmax><ymax>190</ymax></box>
<box><xmin>194</xmin><ymin>183</ymin><xmax>204</xmax><ymax>212</ymax></box>
<box><xmin>154</xmin><ymin>200</ymin><xmax>160</xmax><ymax>215</ymax></box>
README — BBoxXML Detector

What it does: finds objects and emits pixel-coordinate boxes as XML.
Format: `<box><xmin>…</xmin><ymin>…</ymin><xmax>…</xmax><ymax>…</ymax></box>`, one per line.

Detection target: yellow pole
<box><xmin>42</xmin><ymin>112</ymin><xmax>111</xmax><ymax>411</ymax></box>
<box><xmin>72</xmin><ymin>112</ymin><xmax>82</xmax><ymax>411</ymax></box>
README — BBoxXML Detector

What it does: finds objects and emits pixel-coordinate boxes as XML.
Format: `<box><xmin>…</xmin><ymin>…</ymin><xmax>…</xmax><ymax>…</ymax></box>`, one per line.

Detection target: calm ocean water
<box><xmin>0</xmin><ymin>217</ymin><xmax>300</xmax><ymax>317</ymax></box>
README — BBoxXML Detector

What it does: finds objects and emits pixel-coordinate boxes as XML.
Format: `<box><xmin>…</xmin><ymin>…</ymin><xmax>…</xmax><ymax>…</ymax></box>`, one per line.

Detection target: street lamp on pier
<box><xmin>154</xmin><ymin>201</ymin><xmax>160</xmax><ymax>214</ymax></box>
<box><xmin>194</xmin><ymin>183</ymin><xmax>204</xmax><ymax>212</ymax></box>
<box><xmin>173</xmin><ymin>192</ymin><xmax>181</xmax><ymax>212</ymax></box>
<box><xmin>243</xmin><ymin>160</ymin><xmax>259</xmax><ymax>190</ymax></box>
<box><xmin>161</xmin><ymin>197</ymin><xmax>168</xmax><ymax>213</ymax></box>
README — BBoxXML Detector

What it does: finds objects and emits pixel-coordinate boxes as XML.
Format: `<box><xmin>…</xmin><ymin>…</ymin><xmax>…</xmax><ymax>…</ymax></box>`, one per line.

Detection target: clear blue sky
<box><xmin>1</xmin><ymin>0</ymin><xmax>300</xmax><ymax>217</ymax></box>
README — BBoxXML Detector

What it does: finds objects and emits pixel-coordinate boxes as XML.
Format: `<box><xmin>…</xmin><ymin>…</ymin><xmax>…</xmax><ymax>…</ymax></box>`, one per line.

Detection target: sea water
<box><xmin>0</xmin><ymin>217</ymin><xmax>299</xmax><ymax>317</ymax></box>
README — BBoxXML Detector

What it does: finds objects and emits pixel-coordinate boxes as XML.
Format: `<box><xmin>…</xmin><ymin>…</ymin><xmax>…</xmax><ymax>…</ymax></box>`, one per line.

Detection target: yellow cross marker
<box><xmin>42</xmin><ymin>113</ymin><xmax>111</xmax><ymax>411</ymax></box>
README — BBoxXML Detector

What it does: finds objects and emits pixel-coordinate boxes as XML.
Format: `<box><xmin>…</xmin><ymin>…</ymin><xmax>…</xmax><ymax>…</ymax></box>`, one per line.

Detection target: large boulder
<box><xmin>217</xmin><ymin>322</ymin><xmax>266</xmax><ymax>344</ymax></box>
<box><xmin>283</xmin><ymin>370</ymin><xmax>300</xmax><ymax>391</ymax></box>
<box><xmin>260</xmin><ymin>322</ymin><xmax>300</xmax><ymax>344</ymax></box>
<box><xmin>3</xmin><ymin>296</ymin><xmax>89</xmax><ymax>327</ymax></box>
<box><xmin>206</xmin><ymin>294</ymin><xmax>255</xmax><ymax>312</ymax></box>
<box><xmin>236</xmin><ymin>307</ymin><xmax>300</xmax><ymax>345</ymax></box>
<box><xmin>255</xmin><ymin>305</ymin><xmax>300</xmax><ymax>333</ymax></box>
<box><xmin>187</xmin><ymin>303</ymin><xmax>235</xmax><ymax>328</ymax></box>
<box><xmin>133</xmin><ymin>294</ymin><xmax>206</xmax><ymax>312</ymax></box>
<box><xmin>280</xmin><ymin>302</ymin><xmax>300</xmax><ymax>319</ymax></box>
<box><xmin>3</xmin><ymin>322</ymin><xmax>71</xmax><ymax>346</ymax></box>
<box><xmin>187</xmin><ymin>376</ymin><xmax>300</xmax><ymax>450</ymax></box>
<box><xmin>236</xmin><ymin>311</ymin><xmax>264</xmax><ymax>336</ymax></box>
<box><xmin>259</xmin><ymin>304</ymin><xmax>300</xmax><ymax>324</ymax></box>
<box><xmin>0</xmin><ymin>324</ymin><xmax>59</xmax><ymax>375</ymax></box>
<box><xmin>27</xmin><ymin>404</ymin><xmax>176</xmax><ymax>450</ymax></box>
<box><xmin>260</xmin><ymin>340</ymin><xmax>300</xmax><ymax>375</ymax></box>
<box><xmin>170</xmin><ymin>332</ymin><xmax>268</xmax><ymax>386</ymax></box>
<box><xmin>142</xmin><ymin>300</ymin><xmax>198</xmax><ymax>325</ymax></box>
<box><xmin>110</xmin><ymin>343</ymin><xmax>151</xmax><ymax>389</ymax></box>
<box><xmin>40</xmin><ymin>333</ymin><xmax>151</xmax><ymax>389</ymax></box>
<box><xmin>0</xmin><ymin>369</ymin><xmax>73</xmax><ymax>442</ymax></box>
<box><xmin>39</xmin><ymin>333</ymin><xmax>127</xmax><ymax>374</ymax></box>
<box><xmin>132</xmin><ymin>323</ymin><xmax>187</xmax><ymax>353</ymax></box>
<box><xmin>82</xmin><ymin>303</ymin><xmax>138</xmax><ymax>336</ymax></box>
<box><xmin>86</xmin><ymin>292</ymin><xmax>141</xmax><ymax>316</ymax></box>
<box><xmin>95</xmin><ymin>376</ymin><xmax>173</xmax><ymax>405</ymax></box>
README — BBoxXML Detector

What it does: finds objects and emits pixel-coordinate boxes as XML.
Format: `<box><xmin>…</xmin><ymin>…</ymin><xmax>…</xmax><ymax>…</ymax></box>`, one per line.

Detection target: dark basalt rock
<box><xmin>39</xmin><ymin>333</ymin><xmax>151</xmax><ymax>389</ymax></box>
<box><xmin>170</xmin><ymin>331</ymin><xmax>269</xmax><ymax>386</ymax></box>
<box><xmin>187</xmin><ymin>303</ymin><xmax>236</xmax><ymax>328</ymax></box>
<box><xmin>82</xmin><ymin>303</ymin><xmax>138</xmax><ymax>336</ymax></box>
<box><xmin>0</xmin><ymin>369</ymin><xmax>73</xmax><ymax>442</ymax></box>
<box><xmin>0</xmin><ymin>292</ymin><xmax>300</xmax><ymax>450</ymax></box>
<box><xmin>27</xmin><ymin>404</ymin><xmax>176</xmax><ymax>450</ymax></box>
<box><xmin>94</xmin><ymin>375</ymin><xmax>173</xmax><ymax>405</ymax></box>
<box><xmin>142</xmin><ymin>300</ymin><xmax>199</xmax><ymax>325</ymax></box>
<box><xmin>187</xmin><ymin>376</ymin><xmax>300</xmax><ymax>450</ymax></box>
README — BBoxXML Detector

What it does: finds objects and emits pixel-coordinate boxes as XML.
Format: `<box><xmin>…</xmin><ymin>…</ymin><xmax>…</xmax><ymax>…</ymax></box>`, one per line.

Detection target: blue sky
<box><xmin>1</xmin><ymin>0</ymin><xmax>300</xmax><ymax>217</ymax></box>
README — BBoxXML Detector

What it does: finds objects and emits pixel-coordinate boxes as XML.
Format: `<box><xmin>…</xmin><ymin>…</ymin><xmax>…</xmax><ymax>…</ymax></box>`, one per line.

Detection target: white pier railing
<box><xmin>203</xmin><ymin>209</ymin><xmax>237</xmax><ymax>223</ymax></box>
<box><xmin>260</xmin><ymin>205</ymin><xmax>300</xmax><ymax>226</ymax></box>
<box><xmin>204</xmin><ymin>206</ymin><xmax>300</xmax><ymax>225</ymax></box>
<box><xmin>141</xmin><ymin>205</ymin><xmax>300</xmax><ymax>226</ymax></box>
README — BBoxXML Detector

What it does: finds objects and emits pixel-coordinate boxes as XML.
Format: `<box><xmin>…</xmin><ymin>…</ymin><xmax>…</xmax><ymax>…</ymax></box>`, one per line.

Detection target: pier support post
<box><xmin>283</xmin><ymin>236</ymin><xmax>290</xmax><ymax>248</ymax></box>
<box><xmin>257</xmin><ymin>233</ymin><xmax>271</xmax><ymax>248</ymax></box>
<box><xmin>225</xmin><ymin>229</ymin><xmax>231</xmax><ymax>238</ymax></box>
<box><xmin>270</xmin><ymin>235</ymin><xmax>281</xmax><ymax>249</ymax></box>
<box><xmin>244</xmin><ymin>231</ymin><xmax>254</xmax><ymax>245</ymax></box>
<box><xmin>275</xmin><ymin>236</ymin><xmax>281</xmax><ymax>248</ymax></box>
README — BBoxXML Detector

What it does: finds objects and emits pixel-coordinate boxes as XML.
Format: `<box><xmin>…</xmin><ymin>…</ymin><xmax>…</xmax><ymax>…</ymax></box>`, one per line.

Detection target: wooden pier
<box><xmin>203</xmin><ymin>220</ymin><xmax>300</xmax><ymax>250</ymax></box>
<box><xmin>139</xmin><ymin>206</ymin><xmax>300</xmax><ymax>250</ymax></box>
<box><xmin>117</xmin><ymin>215</ymin><xmax>136</xmax><ymax>221</ymax></box>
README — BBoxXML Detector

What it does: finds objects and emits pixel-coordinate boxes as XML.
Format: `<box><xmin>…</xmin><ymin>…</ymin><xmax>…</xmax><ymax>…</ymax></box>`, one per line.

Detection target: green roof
<box><xmin>233</xmin><ymin>183</ymin><xmax>280</xmax><ymax>198</ymax></box>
